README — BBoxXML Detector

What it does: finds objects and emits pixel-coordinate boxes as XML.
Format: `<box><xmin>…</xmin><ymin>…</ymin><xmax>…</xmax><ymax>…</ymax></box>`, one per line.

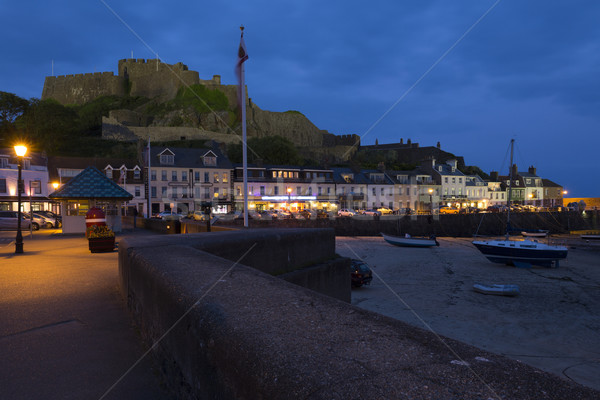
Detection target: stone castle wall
<box><xmin>42</xmin><ymin>72</ymin><xmax>126</xmax><ymax>105</ymax></box>
<box><xmin>41</xmin><ymin>58</ymin><xmax>225</xmax><ymax>105</ymax></box>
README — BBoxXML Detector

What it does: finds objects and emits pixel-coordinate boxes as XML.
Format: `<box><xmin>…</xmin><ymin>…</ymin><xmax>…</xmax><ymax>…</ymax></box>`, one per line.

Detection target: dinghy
<box><xmin>473</xmin><ymin>283</ymin><xmax>520</xmax><ymax>296</ymax></box>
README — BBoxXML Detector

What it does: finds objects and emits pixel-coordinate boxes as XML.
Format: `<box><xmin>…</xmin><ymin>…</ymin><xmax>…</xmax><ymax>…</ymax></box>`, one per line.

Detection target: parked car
<box><xmin>23</xmin><ymin>213</ymin><xmax>45</xmax><ymax>229</ymax></box>
<box><xmin>338</xmin><ymin>208</ymin><xmax>355</xmax><ymax>217</ymax></box>
<box><xmin>184</xmin><ymin>211</ymin><xmax>210</xmax><ymax>221</ymax></box>
<box><xmin>32</xmin><ymin>212</ymin><xmax>59</xmax><ymax>228</ymax></box>
<box><xmin>154</xmin><ymin>211</ymin><xmax>184</xmax><ymax>221</ymax></box>
<box><xmin>376</xmin><ymin>207</ymin><xmax>393</xmax><ymax>215</ymax></box>
<box><xmin>316</xmin><ymin>210</ymin><xmax>330</xmax><ymax>219</ymax></box>
<box><xmin>0</xmin><ymin>211</ymin><xmax>37</xmax><ymax>230</ymax></box>
<box><xmin>459</xmin><ymin>207</ymin><xmax>480</xmax><ymax>214</ymax></box>
<box><xmin>351</xmin><ymin>259</ymin><xmax>373</xmax><ymax>288</ymax></box>
<box><xmin>35</xmin><ymin>210</ymin><xmax>62</xmax><ymax>225</ymax></box>
<box><xmin>438</xmin><ymin>206</ymin><xmax>460</xmax><ymax>215</ymax></box>
<box><xmin>363</xmin><ymin>209</ymin><xmax>382</xmax><ymax>216</ymax></box>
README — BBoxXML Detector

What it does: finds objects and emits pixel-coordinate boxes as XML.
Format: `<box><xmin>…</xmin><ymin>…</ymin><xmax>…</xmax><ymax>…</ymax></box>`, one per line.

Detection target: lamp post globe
<box><xmin>14</xmin><ymin>145</ymin><xmax>27</xmax><ymax>254</ymax></box>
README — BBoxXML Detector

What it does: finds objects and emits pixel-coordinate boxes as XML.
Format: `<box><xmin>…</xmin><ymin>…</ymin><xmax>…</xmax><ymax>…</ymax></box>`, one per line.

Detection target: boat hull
<box><xmin>381</xmin><ymin>233</ymin><xmax>438</xmax><ymax>248</ymax></box>
<box><xmin>473</xmin><ymin>284</ymin><xmax>520</xmax><ymax>296</ymax></box>
<box><xmin>472</xmin><ymin>239</ymin><xmax>567</xmax><ymax>267</ymax></box>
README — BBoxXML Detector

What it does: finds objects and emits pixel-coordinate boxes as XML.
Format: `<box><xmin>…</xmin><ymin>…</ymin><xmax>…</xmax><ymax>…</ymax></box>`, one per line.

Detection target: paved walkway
<box><xmin>0</xmin><ymin>229</ymin><xmax>170</xmax><ymax>400</ymax></box>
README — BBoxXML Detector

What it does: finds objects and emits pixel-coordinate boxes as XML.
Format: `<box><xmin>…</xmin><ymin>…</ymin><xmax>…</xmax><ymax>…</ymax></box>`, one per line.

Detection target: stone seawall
<box><xmin>118</xmin><ymin>228</ymin><xmax>600</xmax><ymax>399</ymax></box>
<box><xmin>217</xmin><ymin>211</ymin><xmax>599</xmax><ymax>237</ymax></box>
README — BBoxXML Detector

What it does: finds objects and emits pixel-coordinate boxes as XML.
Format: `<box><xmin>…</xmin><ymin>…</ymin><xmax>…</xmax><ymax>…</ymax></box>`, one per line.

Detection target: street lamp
<box><xmin>428</xmin><ymin>188</ymin><xmax>434</xmax><ymax>214</ymax></box>
<box><xmin>14</xmin><ymin>145</ymin><xmax>27</xmax><ymax>254</ymax></box>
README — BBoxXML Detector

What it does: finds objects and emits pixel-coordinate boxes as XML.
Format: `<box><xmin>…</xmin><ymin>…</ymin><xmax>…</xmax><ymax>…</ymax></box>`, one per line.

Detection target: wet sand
<box><xmin>336</xmin><ymin>235</ymin><xmax>600</xmax><ymax>391</ymax></box>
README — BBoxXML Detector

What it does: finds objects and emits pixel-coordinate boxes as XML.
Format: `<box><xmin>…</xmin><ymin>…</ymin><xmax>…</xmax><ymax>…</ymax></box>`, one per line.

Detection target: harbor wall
<box><xmin>117</xmin><ymin>228</ymin><xmax>600</xmax><ymax>399</ymax></box>
<box><xmin>216</xmin><ymin>211</ymin><xmax>599</xmax><ymax>237</ymax></box>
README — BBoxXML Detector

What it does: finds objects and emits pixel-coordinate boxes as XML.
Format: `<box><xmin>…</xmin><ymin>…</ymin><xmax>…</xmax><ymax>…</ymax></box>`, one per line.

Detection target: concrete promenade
<box><xmin>0</xmin><ymin>229</ymin><xmax>170</xmax><ymax>400</ymax></box>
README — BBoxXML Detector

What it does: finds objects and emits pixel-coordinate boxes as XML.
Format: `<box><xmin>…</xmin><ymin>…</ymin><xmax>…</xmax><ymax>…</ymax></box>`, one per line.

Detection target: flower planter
<box><xmin>88</xmin><ymin>237</ymin><xmax>115</xmax><ymax>253</ymax></box>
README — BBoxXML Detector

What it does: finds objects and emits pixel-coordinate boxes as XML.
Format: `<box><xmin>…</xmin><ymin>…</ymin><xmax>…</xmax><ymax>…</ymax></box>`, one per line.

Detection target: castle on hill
<box><xmin>41</xmin><ymin>58</ymin><xmax>234</xmax><ymax>105</ymax></box>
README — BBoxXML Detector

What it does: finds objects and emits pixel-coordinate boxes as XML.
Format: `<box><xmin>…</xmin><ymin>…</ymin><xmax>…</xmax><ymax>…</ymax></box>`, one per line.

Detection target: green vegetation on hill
<box><xmin>227</xmin><ymin>136</ymin><xmax>302</xmax><ymax>166</ymax></box>
<box><xmin>146</xmin><ymin>84</ymin><xmax>230</xmax><ymax>118</ymax></box>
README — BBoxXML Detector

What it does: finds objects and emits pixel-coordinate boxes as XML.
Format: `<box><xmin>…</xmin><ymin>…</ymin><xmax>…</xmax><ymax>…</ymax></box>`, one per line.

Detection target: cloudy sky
<box><xmin>2</xmin><ymin>1</ymin><xmax>599</xmax><ymax>197</ymax></box>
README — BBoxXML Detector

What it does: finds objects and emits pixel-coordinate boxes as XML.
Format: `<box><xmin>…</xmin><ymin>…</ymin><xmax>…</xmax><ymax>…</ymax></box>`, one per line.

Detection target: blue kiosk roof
<box><xmin>49</xmin><ymin>166</ymin><xmax>133</xmax><ymax>200</ymax></box>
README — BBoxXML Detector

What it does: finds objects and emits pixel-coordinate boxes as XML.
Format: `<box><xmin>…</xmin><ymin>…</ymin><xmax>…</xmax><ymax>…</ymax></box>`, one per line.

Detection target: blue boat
<box><xmin>472</xmin><ymin>139</ymin><xmax>568</xmax><ymax>268</ymax></box>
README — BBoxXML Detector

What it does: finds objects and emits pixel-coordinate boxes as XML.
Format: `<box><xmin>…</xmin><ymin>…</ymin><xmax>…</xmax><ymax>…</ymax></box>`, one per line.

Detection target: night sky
<box><xmin>2</xmin><ymin>1</ymin><xmax>599</xmax><ymax>197</ymax></box>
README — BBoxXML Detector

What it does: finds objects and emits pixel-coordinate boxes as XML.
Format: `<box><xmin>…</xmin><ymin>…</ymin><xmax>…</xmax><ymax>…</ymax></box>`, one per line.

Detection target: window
<box><xmin>151</xmin><ymin>170</ymin><xmax>157</xmax><ymax>181</ymax></box>
<box><xmin>106</xmin><ymin>168</ymin><xmax>113</xmax><ymax>178</ymax></box>
<box><xmin>308</xmin><ymin>187</ymin><xmax>313</xmax><ymax>195</ymax></box>
<box><xmin>161</xmin><ymin>187</ymin><xmax>167</xmax><ymax>197</ymax></box>
<box><xmin>0</xmin><ymin>158</ymin><xmax>8</xmax><ymax>168</ymax></box>
<box><xmin>318</xmin><ymin>187</ymin><xmax>322</xmax><ymax>195</ymax></box>
<box><xmin>204</xmin><ymin>188</ymin><xmax>210</xmax><ymax>200</ymax></box>
<box><xmin>297</xmin><ymin>186</ymin><xmax>301</xmax><ymax>195</ymax></box>
<box><xmin>260</xmin><ymin>186</ymin><xmax>265</xmax><ymax>196</ymax></box>
<box><xmin>213</xmin><ymin>173</ymin><xmax>219</xmax><ymax>183</ymax></box>
<box><xmin>444</xmin><ymin>177</ymin><xmax>448</xmax><ymax>183</ymax></box>
<box><xmin>327</xmin><ymin>187</ymin><xmax>331</xmax><ymax>195</ymax></box>
<box><xmin>151</xmin><ymin>187</ymin><xmax>157</xmax><ymax>198</ymax></box>
<box><xmin>372</xmin><ymin>188</ymin><xmax>376</xmax><ymax>195</ymax></box>
<box><xmin>134</xmin><ymin>169</ymin><xmax>141</xmax><ymax>179</ymax></box>
<box><xmin>204</xmin><ymin>172</ymin><xmax>209</xmax><ymax>182</ymax></box>
<box><xmin>160</xmin><ymin>154</ymin><xmax>174</xmax><ymax>165</ymax></box>
<box><xmin>458</xmin><ymin>178</ymin><xmax>462</xmax><ymax>184</ymax></box>
<box><xmin>274</xmin><ymin>186</ymin><xmax>279</xmax><ymax>195</ymax></box>
<box><xmin>203</xmin><ymin>155</ymin><xmax>216</xmax><ymax>166</ymax></box>
<box><xmin>452</xmin><ymin>177</ymin><xmax>456</xmax><ymax>184</ymax></box>
<box><xmin>214</xmin><ymin>188</ymin><xmax>219</xmax><ymax>198</ymax></box>
<box><xmin>172</xmin><ymin>171</ymin><xmax>177</xmax><ymax>181</ymax></box>
<box><xmin>398</xmin><ymin>187</ymin><xmax>403</xmax><ymax>195</ymax></box>
<box><xmin>195</xmin><ymin>187</ymin><xmax>200</xmax><ymax>198</ymax></box>
<box><xmin>32</xmin><ymin>180</ymin><xmax>42</xmax><ymax>194</ymax></box>
<box><xmin>161</xmin><ymin>170</ymin><xmax>167</xmax><ymax>181</ymax></box>
<box><xmin>23</xmin><ymin>159</ymin><xmax>30</xmax><ymax>169</ymax></box>
<box><xmin>222</xmin><ymin>173</ymin><xmax>228</xmax><ymax>183</ymax></box>
<box><xmin>195</xmin><ymin>171</ymin><xmax>200</xmax><ymax>182</ymax></box>
<box><xmin>380</xmin><ymin>188</ymin><xmax>384</xmax><ymax>196</ymax></box>
<box><xmin>135</xmin><ymin>186</ymin><xmax>141</xmax><ymax>197</ymax></box>
<box><xmin>182</xmin><ymin>171</ymin><xmax>187</xmax><ymax>182</ymax></box>
<box><xmin>0</xmin><ymin>178</ymin><xmax>6</xmax><ymax>193</ymax></box>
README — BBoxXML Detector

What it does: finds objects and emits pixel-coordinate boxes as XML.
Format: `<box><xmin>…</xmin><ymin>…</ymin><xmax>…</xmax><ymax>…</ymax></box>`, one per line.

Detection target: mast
<box><xmin>506</xmin><ymin>138</ymin><xmax>514</xmax><ymax>240</ymax></box>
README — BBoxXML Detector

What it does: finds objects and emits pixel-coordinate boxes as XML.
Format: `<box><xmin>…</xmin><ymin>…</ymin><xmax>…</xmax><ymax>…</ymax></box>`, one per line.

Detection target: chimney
<box><xmin>407</xmin><ymin>138</ymin><xmax>412</xmax><ymax>145</ymax></box>
<box><xmin>511</xmin><ymin>164</ymin><xmax>518</xmax><ymax>178</ymax></box>
<box><xmin>400</xmin><ymin>138</ymin><xmax>404</xmax><ymax>145</ymax></box>
<box><xmin>528</xmin><ymin>165</ymin><xmax>536</xmax><ymax>175</ymax></box>
<box><xmin>437</xmin><ymin>141</ymin><xmax>441</xmax><ymax>149</ymax></box>
<box><xmin>490</xmin><ymin>171</ymin><xmax>499</xmax><ymax>181</ymax></box>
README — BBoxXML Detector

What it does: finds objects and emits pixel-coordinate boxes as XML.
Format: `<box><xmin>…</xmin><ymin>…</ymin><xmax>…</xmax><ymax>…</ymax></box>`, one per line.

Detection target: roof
<box><xmin>330</xmin><ymin>167</ymin><xmax>370</xmax><ymax>184</ymax></box>
<box><xmin>49</xmin><ymin>166</ymin><xmax>133</xmax><ymax>200</ymax></box>
<box><xmin>47</xmin><ymin>156</ymin><xmax>141</xmax><ymax>181</ymax></box>
<box><xmin>151</xmin><ymin>147</ymin><xmax>233</xmax><ymax>169</ymax></box>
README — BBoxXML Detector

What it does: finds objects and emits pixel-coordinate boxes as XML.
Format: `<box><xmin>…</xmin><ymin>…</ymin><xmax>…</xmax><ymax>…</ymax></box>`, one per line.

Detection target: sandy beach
<box><xmin>336</xmin><ymin>235</ymin><xmax>600</xmax><ymax>391</ymax></box>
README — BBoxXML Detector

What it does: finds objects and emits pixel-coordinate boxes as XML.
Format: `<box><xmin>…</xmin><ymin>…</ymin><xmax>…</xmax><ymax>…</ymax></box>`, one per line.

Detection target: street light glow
<box><xmin>14</xmin><ymin>145</ymin><xmax>27</xmax><ymax>157</ymax></box>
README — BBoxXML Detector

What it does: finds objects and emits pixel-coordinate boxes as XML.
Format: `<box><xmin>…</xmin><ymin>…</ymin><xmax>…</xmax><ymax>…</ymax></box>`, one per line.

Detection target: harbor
<box><xmin>336</xmin><ymin>235</ymin><xmax>600</xmax><ymax>391</ymax></box>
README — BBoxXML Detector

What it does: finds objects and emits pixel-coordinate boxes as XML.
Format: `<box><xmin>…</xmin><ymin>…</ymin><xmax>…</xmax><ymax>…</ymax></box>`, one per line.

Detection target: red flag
<box><xmin>235</xmin><ymin>29</ymin><xmax>249</xmax><ymax>115</ymax></box>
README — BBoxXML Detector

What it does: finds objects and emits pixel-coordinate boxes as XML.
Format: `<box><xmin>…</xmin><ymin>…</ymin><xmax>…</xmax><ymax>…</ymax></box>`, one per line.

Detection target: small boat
<box><xmin>473</xmin><ymin>283</ymin><xmax>520</xmax><ymax>296</ymax></box>
<box><xmin>381</xmin><ymin>232</ymin><xmax>439</xmax><ymax>247</ymax></box>
<box><xmin>472</xmin><ymin>238</ymin><xmax>567</xmax><ymax>268</ymax></box>
<box><xmin>472</xmin><ymin>140</ymin><xmax>567</xmax><ymax>268</ymax></box>
<box><xmin>521</xmin><ymin>230</ymin><xmax>549</xmax><ymax>238</ymax></box>
<box><xmin>581</xmin><ymin>234</ymin><xmax>600</xmax><ymax>241</ymax></box>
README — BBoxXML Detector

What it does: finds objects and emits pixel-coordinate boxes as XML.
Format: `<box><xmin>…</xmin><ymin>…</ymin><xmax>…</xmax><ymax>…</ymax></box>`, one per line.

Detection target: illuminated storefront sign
<box><xmin>261</xmin><ymin>196</ymin><xmax>317</xmax><ymax>201</ymax></box>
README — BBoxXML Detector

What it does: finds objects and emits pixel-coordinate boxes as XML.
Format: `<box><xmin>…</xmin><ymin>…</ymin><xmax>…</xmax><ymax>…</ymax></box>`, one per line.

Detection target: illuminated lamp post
<box><xmin>14</xmin><ymin>145</ymin><xmax>27</xmax><ymax>254</ymax></box>
<box><xmin>52</xmin><ymin>182</ymin><xmax>60</xmax><ymax>228</ymax></box>
<box><xmin>428</xmin><ymin>188</ymin><xmax>434</xmax><ymax>214</ymax></box>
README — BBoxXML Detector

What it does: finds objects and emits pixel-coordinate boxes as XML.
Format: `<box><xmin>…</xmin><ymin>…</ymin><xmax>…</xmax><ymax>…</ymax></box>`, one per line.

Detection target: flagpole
<box><xmin>147</xmin><ymin>138</ymin><xmax>152</xmax><ymax>218</ymax></box>
<box><xmin>238</xmin><ymin>26</ymin><xmax>249</xmax><ymax>228</ymax></box>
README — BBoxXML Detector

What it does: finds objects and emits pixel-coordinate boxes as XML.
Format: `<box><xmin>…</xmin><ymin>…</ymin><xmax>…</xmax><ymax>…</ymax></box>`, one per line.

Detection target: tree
<box><xmin>0</xmin><ymin>91</ymin><xmax>29</xmax><ymax>132</ymax></box>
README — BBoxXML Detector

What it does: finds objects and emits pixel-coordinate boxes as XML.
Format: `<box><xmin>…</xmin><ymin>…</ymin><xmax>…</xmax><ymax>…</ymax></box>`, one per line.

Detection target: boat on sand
<box><xmin>381</xmin><ymin>232</ymin><xmax>439</xmax><ymax>248</ymax></box>
<box><xmin>473</xmin><ymin>283</ymin><xmax>520</xmax><ymax>296</ymax></box>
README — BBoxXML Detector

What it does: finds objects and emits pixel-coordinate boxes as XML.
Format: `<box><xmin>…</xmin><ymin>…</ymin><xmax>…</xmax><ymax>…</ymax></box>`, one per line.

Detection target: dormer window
<box><xmin>160</xmin><ymin>154</ymin><xmax>174</xmax><ymax>165</ymax></box>
<box><xmin>106</xmin><ymin>167</ymin><xmax>113</xmax><ymax>178</ymax></box>
<box><xmin>159</xmin><ymin>149</ymin><xmax>175</xmax><ymax>165</ymax></box>
<box><xmin>134</xmin><ymin>168</ymin><xmax>141</xmax><ymax>179</ymax></box>
<box><xmin>203</xmin><ymin>155</ymin><xmax>216</xmax><ymax>166</ymax></box>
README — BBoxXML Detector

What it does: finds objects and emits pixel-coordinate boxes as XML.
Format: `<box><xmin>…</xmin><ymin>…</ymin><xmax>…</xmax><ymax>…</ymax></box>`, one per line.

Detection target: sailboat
<box><xmin>472</xmin><ymin>139</ymin><xmax>568</xmax><ymax>268</ymax></box>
